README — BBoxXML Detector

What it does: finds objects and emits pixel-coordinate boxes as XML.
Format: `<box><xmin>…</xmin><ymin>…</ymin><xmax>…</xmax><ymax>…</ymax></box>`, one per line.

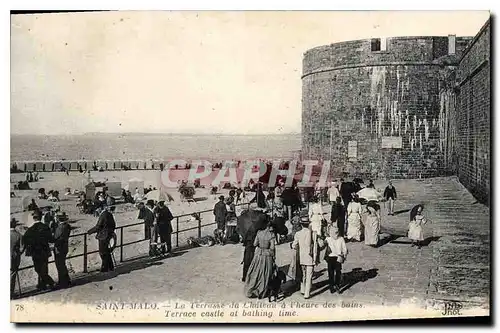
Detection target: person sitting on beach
<box><xmin>47</xmin><ymin>191</ymin><xmax>60</xmax><ymax>202</ymax></box>
<box><xmin>27</xmin><ymin>199</ymin><xmax>38</xmax><ymax>211</ymax></box>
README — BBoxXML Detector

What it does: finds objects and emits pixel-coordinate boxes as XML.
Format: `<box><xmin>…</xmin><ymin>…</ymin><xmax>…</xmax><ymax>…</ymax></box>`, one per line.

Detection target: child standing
<box><xmin>322</xmin><ymin>227</ymin><xmax>348</xmax><ymax>294</ymax></box>
<box><xmin>408</xmin><ymin>204</ymin><xmax>428</xmax><ymax>249</ymax></box>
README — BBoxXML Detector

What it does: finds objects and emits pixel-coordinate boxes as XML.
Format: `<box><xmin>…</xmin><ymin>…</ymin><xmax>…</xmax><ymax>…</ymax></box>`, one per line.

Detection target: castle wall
<box><xmin>302</xmin><ymin>36</ymin><xmax>471</xmax><ymax>179</ymax></box>
<box><xmin>454</xmin><ymin>20</ymin><xmax>490</xmax><ymax>204</ymax></box>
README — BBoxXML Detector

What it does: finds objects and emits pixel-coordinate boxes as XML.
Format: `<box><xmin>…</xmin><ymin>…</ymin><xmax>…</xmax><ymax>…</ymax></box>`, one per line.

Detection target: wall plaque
<box><xmin>381</xmin><ymin>136</ymin><xmax>402</xmax><ymax>149</ymax></box>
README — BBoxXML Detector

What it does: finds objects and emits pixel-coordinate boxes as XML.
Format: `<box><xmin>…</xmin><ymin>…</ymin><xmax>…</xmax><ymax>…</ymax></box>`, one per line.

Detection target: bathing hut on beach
<box><xmin>35</xmin><ymin>162</ymin><xmax>43</xmax><ymax>172</ymax></box>
<box><xmin>127</xmin><ymin>178</ymin><xmax>144</xmax><ymax>195</ymax></box>
<box><xmin>54</xmin><ymin>161</ymin><xmax>63</xmax><ymax>171</ymax></box>
<box><xmin>43</xmin><ymin>161</ymin><xmax>54</xmax><ymax>172</ymax></box>
<box><xmin>26</xmin><ymin>161</ymin><xmax>35</xmax><ymax>172</ymax></box>
<box><xmin>96</xmin><ymin>161</ymin><xmax>106</xmax><ymax>170</ymax></box>
<box><xmin>69</xmin><ymin>161</ymin><xmax>79</xmax><ymax>171</ymax></box>
<box><xmin>16</xmin><ymin>162</ymin><xmax>26</xmax><ymax>172</ymax></box>
<box><xmin>146</xmin><ymin>160</ymin><xmax>153</xmax><ymax>170</ymax></box>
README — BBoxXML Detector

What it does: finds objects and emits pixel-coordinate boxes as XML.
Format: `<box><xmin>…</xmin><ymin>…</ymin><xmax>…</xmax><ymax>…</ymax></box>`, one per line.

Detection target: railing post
<box><xmin>83</xmin><ymin>234</ymin><xmax>88</xmax><ymax>273</ymax></box>
<box><xmin>120</xmin><ymin>227</ymin><xmax>124</xmax><ymax>263</ymax></box>
<box><xmin>176</xmin><ymin>217</ymin><xmax>179</xmax><ymax>248</ymax></box>
<box><xmin>197</xmin><ymin>214</ymin><xmax>201</xmax><ymax>239</ymax></box>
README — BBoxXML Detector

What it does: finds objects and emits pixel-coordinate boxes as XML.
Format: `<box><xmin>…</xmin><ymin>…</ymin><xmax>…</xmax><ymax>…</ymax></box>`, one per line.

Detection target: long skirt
<box><xmin>364</xmin><ymin>217</ymin><xmax>380</xmax><ymax>246</ymax></box>
<box><xmin>347</xmin><ymin>214</ymin><xmax>362</xmax><ymax>241</ymax></box>
<box><xmin>408</xmin><ymin>222</ymin><xmax>424</xmax><ymax>241</ymax></box>
<box><xmin>244</xmin><ymin>248</ymin><xmax>274</xmax><ymax>299</ymax></box>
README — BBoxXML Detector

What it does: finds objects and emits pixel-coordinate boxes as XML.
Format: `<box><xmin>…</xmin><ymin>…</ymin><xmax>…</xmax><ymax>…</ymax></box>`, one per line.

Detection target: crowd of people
<box><xmin>240</xmin><ymin>179</ymin><xmax>430</xmax><ymax>300</ymax></box>
<box><xmin>10</xmin><ymin>206</ymin><xmax>72</xmax><ymax>297</ymax></box>
<box><xmin>11</xmin><ymin>173</ymin><xmax>432</xmax><ymax>301</ymax></box>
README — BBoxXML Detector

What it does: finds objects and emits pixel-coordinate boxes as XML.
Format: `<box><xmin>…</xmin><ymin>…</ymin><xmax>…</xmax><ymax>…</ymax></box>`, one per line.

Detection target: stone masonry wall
<box><xmin>302</xmin><ymin>36</ymin><xmax>472</xmax><ymax>179</ymax></box>
<box><xmin>454</xmin><ymin>20</ymin><xmax>490</xmax><ymax>204</ymax></box>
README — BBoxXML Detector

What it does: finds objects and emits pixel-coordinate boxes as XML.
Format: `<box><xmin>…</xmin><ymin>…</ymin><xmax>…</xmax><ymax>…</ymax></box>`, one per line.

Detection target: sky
<box><xmin>10</xmin><ymin>11</ymin><xmax>490</xmax><ymax>135</ymax></box>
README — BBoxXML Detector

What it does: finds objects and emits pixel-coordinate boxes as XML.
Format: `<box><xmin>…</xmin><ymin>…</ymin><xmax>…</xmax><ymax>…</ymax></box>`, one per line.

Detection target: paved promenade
<box><xmin>17</xmin><ymin>177</ymin><xmax>490</xmax><ymax>311</ymax></box>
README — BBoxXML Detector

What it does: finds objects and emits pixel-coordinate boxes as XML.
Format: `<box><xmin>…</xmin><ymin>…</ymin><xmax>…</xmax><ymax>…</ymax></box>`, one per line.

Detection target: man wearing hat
<box><xmin>137</xmin><ymin>200</ymin><xmax>157</xmax><ymax>256</ymax></box>
<box><xmin>10</xmin><ymin>218</ymin><xmax>23</xmax><ymax>298</ymax></box>
<box><xmin>23</xmin><ymin>209</ymin><xmax>55</xmax><ymax>290</ymax></box>
<box><xmin>88</xmin><ymin>205</ymin><xmax>116</xmax><ymax>272</ymax></box>
<box><xmin>53</xmin><ymin>212</ymin><xmax>72</xmax><ymax>288</ymax></box>
<box><xmin>213</xmin><ymin>195</ymin><xmax>227</xmax><ymax>236</ymax></box>
<box><xmin>291</xmin><ymin>214</ymin><xmax>314</xmax><ymax>299</ymax></box>
<box><xmin>154</xmin><ymin>201</ymin><xmax>174</xmax><ymax>255</ymax></box>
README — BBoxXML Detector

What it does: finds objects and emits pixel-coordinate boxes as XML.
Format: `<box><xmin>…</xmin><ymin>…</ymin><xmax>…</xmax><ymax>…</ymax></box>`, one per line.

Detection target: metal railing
<box><xmin>13</xmin><ymin>199</ymin><xmax>292</xmax><ymax>296</ymax></box>
<box><xmin>12</xmin><ymin>194</ymin><xmax>313</xmax><ymax>298</ymax></box>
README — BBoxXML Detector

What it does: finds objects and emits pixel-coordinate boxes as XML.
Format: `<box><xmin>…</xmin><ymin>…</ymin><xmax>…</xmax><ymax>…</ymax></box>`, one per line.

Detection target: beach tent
<box><xmin>16</xmin><ymin>162</ymin><xmax>26</xmax><ymax>172</ymax></box>
<box><xmin>69</xmin><ymin>161</ymin><xmax>79</xmax><ymax>171</ymax></box>
<box><xmin>43</xmin><ymin>161</ymin><xmax>54</xmax><ymax>172</ymax></box>
<box><xmin>144</xmin><ymin>189</ymin><xmax>174</xmax><ymax>202</ymax></box>
<box><xmin>146</xmin><ymin>160</ymin><xmax>153</xmax><ymax>170</ymax></box>
<box><xmin>26</xmin><ymin>162</ymin><xmax>35</xmax><ymax>172</ymax></box>
<box><xmin>96</xmin><ymin>161</ymin><xmax>106</xmax><ymax>170</ymax></box>
<box><xmin>105</xmin><ymin>181</ymin><xmax>122</xmax><ymax>197</ymax></box>
<box><xmin>61</xmin><ymin>161</ymin><xmax>70</xmax><ymax>170</ymax></box>
<box><xmin>127</xmin><ymin>178</ymin><xmax>144</xmax><ymax>195</ymax></box>
<box><xmin>35</xmin><ymin>162</ymin><xmax>43</xmax><ymax>172</ymax></box>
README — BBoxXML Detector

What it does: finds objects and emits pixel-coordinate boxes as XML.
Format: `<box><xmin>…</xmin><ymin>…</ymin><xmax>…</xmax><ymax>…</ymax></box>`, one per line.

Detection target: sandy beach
<box><xmin>10</xmin><ymin>169</ymin><xmax>263</xmax><ymax>292</ymax></box>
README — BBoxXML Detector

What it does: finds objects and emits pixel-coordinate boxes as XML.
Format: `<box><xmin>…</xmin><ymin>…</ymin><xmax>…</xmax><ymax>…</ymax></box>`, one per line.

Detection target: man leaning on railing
<box><xmin>88</xmin><ymin>206</ymin><xmax>116</xmax><ymax>273</ymax></box>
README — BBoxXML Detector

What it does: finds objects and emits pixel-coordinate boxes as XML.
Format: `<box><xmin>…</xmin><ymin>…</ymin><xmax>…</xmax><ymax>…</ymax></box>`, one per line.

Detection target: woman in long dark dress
<box><xmin>244</xmin><ymin>223</ymin><xmax>276</xmax><ymax>299</ymax></box>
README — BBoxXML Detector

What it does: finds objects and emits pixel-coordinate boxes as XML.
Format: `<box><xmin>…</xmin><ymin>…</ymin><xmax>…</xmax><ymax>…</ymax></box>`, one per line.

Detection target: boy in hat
<box><xmin>10</xmin><ymin>218</ymin><xmax>23</xmax><ymax>298</ymax></box>
<box><xmin>291</xmin><ymin>215</ymin><xmax>314</xmax><ymax>299</ymax></box>
<box><xmin>23</xmin><ymin>209</ymin><xmax>55</xmax><ymax>290</ymax></box>
<box><xmin>323</xmin><ymin>226</ymin><xmax>348</xmax><ymax>294</ymax></box>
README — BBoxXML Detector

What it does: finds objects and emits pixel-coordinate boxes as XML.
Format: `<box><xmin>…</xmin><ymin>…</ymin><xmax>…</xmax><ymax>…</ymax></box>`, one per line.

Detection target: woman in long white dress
<box><xmin>308</xmin><ymin>196</ymin><xmax>325</xmax><ymax>265</ymax></box>
<box><xmin>408</xmin><ymin>204</ymin><xmax>428</xmax><ymax>249</ymax></box>
<box><xmin>346</xmin><ymin>195</ymin><xmax>363</xmax><ymax>242</ymax></box>
<box><xmin>364</xmin><ymin>201</ymin><xmax>381</xmax><ymax>247</ymax></box>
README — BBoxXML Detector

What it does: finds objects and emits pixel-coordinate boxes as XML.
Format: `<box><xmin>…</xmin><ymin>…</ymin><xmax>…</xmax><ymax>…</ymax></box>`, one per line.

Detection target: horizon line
<box><xmin>11</xmin><ymin>131</ymin><xmax>302</xmax><ymax>136</ymax></box>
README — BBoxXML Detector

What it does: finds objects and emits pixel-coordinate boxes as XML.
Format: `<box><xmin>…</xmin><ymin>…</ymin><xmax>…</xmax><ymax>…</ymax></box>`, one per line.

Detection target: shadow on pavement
<box><xmin>16</xmin><ymin>251</ymin><xmax>187</xmax><ymax>299</ymax></box>
<box><xmin>340</xmin><ymin>268</ymin><xmax>379</xmax><ymax>293</ymax></box>
<box><xmin>420</xmin><ymin>236</ymin><xmax>441</xmax><ymax>246</ymax></box>
<box><xmin>377</xmin><ymin>233</ymin><xmax>406</xmax><ymax>247</ymax></box>
<box><xmin>393</xmin><ymin>208</ymin><xmax>411</xmax><ymax>215</ymax></box>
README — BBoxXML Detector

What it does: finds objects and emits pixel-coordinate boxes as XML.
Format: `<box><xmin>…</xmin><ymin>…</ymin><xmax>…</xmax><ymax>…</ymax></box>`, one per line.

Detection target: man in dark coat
<box><xmin>88</xmin><ymin>206</ymin><xmax>116</xmax><ymax>272</ymax></box>
<box><xmin>138</xmin><ymin>200</ymin><xmax>157</xmax><ymax>256</ymax></box>
<box><xmin>10</xmin><ymin>218</ymin><xmax>23</xmax><ymax>298</ymax></box>
<box><xmin>383</xmin><ymin>180</ymin><xmax>397</xmax><ymax>215</ymax></box>
<box><xmin>53</xmin><ymin>214</ymin><xmax>72</xmax><ymax>288</ymax></box>
<box><xmin>339</xmin><ymin>178</ymin><xmax>354</xmax><ymax>208</ymax></box>
<box><xmin>154</xmin><ymin>201</ymin><xmax>174</xmax><ymax>255</ymax></box>
<box><xmin>330</xmin><ymin>196</ymin><xmax>346</xmax><ymax>237</ymax></box>
<box><xmin>23</xmin><ymin>209</ymin><xmax>55</xmax><ymax>290</ymax></box>
<box><xmin>213</xmin><ymin>196</ymin><xmax>227</xmax><ymax>231</ymax></box>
